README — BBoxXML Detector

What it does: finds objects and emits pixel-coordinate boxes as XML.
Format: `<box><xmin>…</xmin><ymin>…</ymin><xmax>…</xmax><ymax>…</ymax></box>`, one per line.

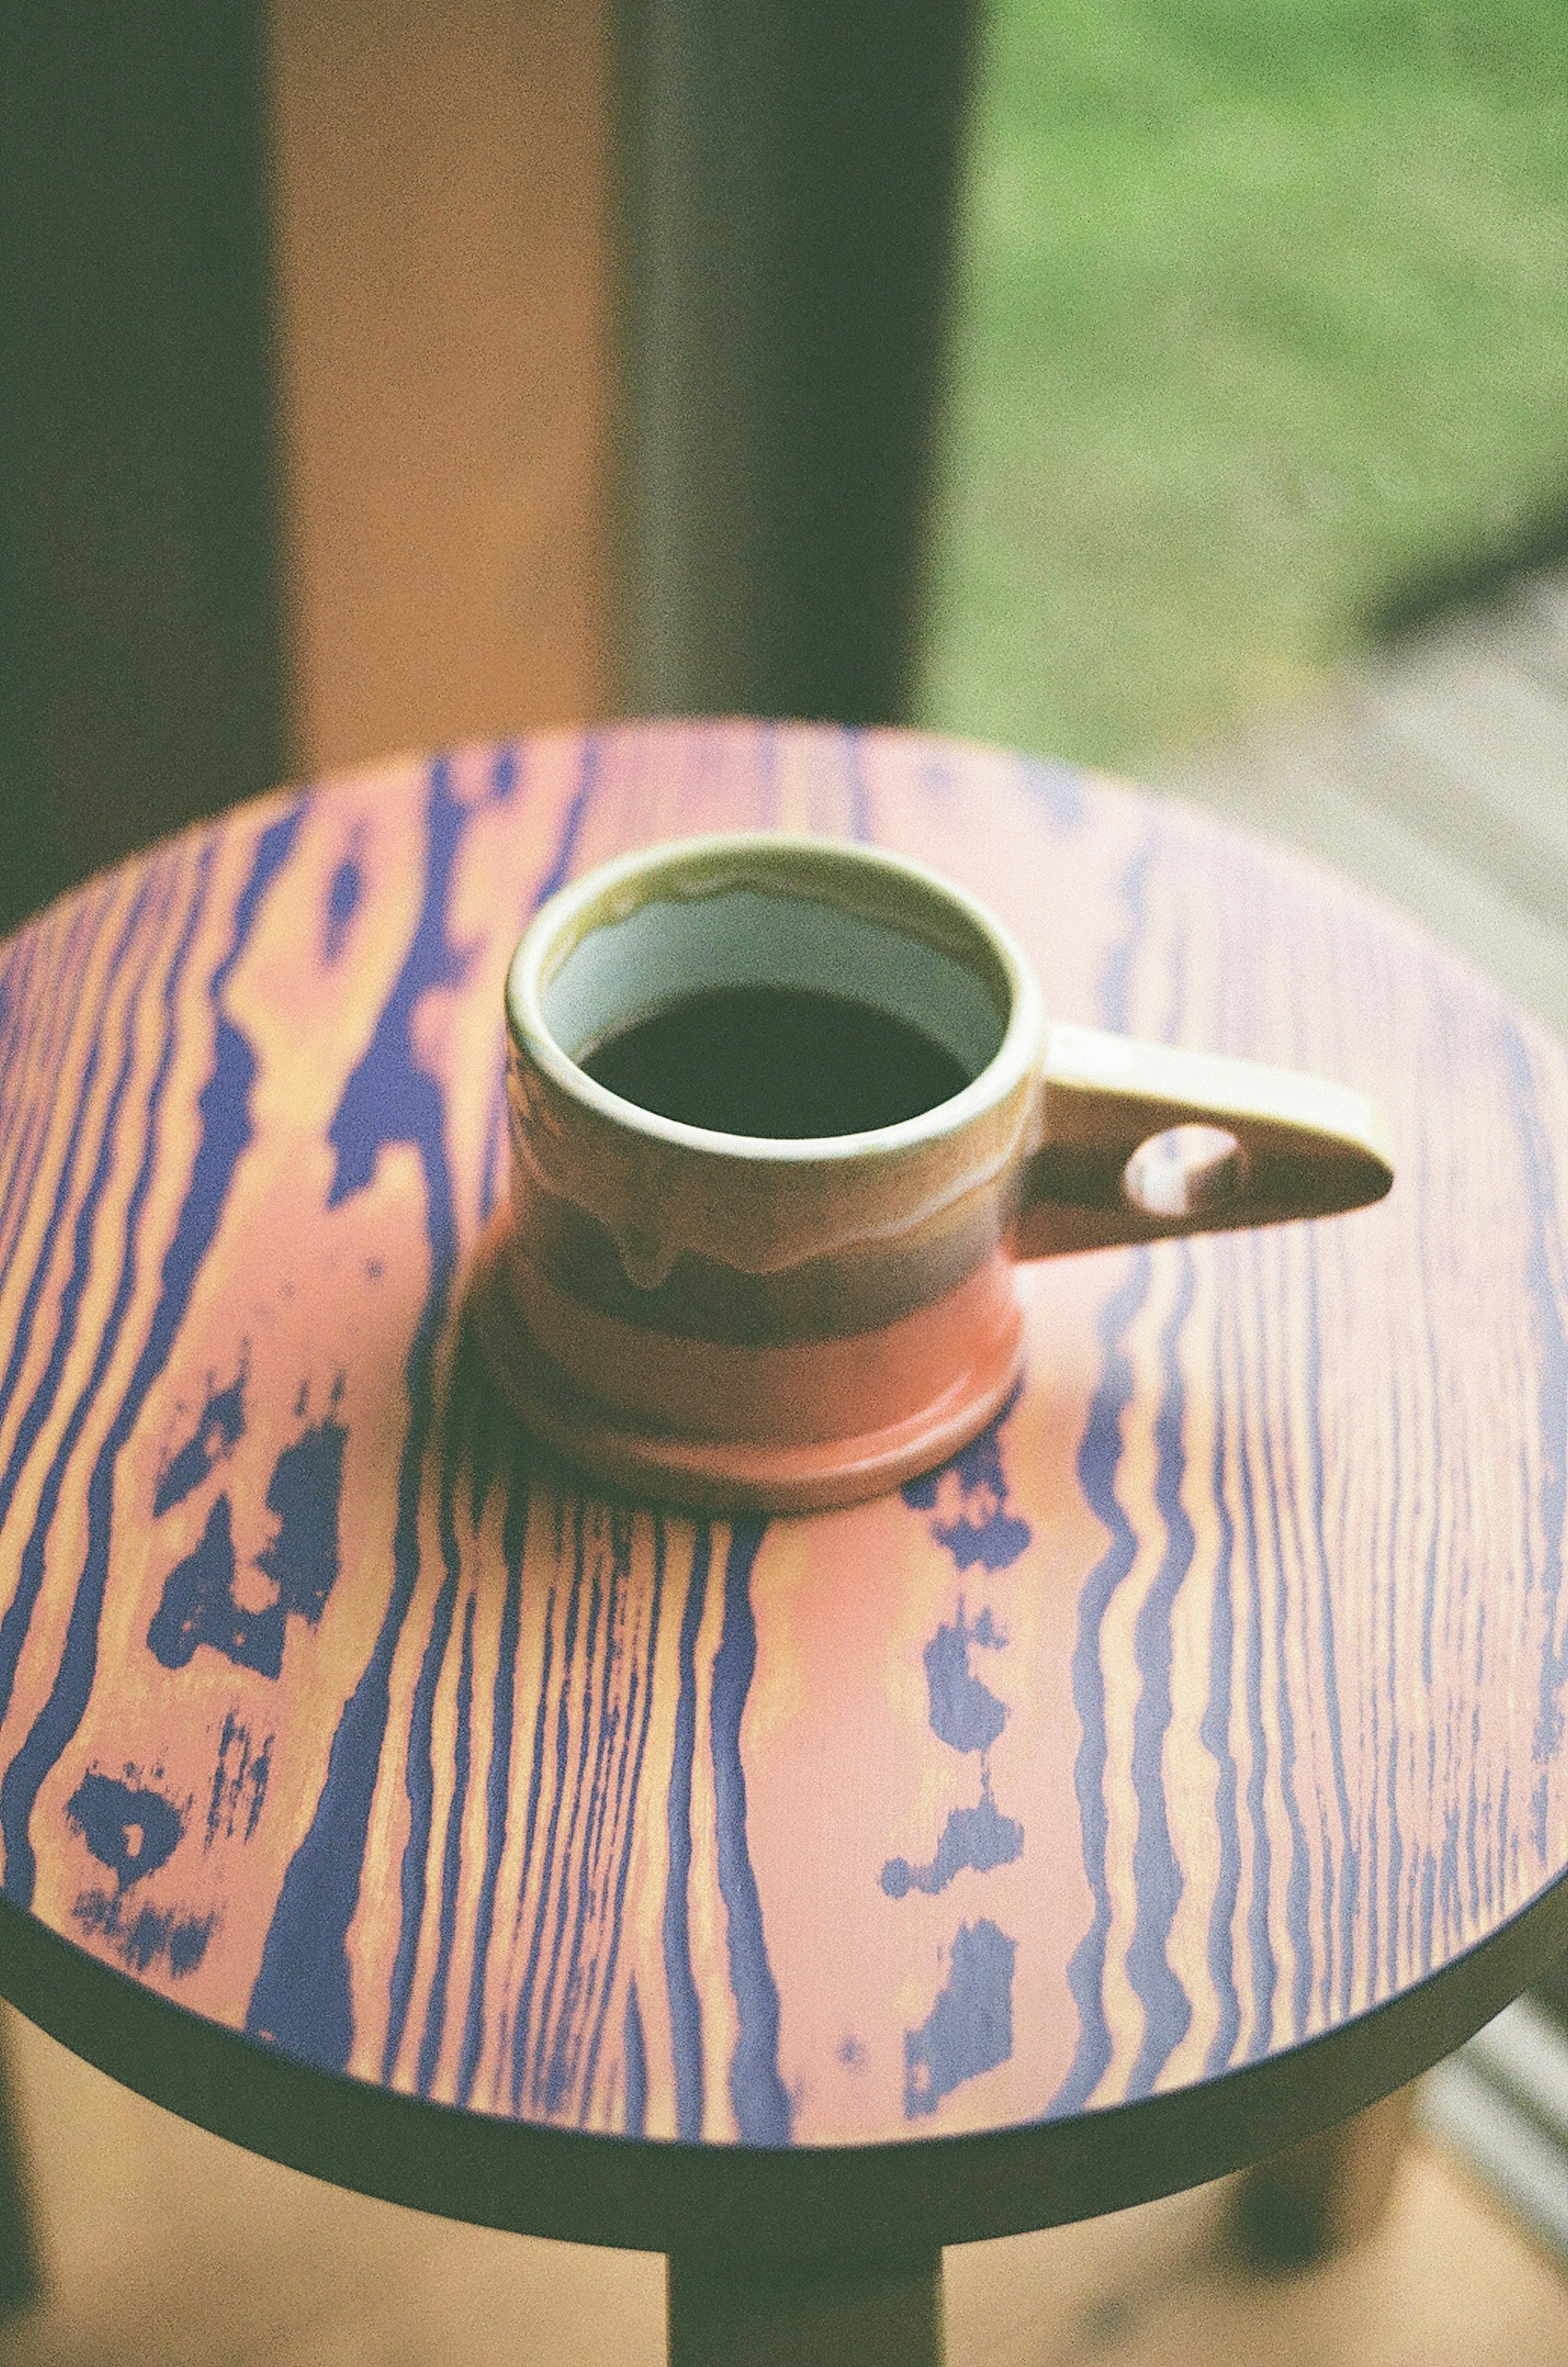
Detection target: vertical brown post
<box><xmin>614</xmin><ymin>0</ymin><xmax>980</xmax><ymax>728</ymax></box>
<box><xmin>668</xmin><ymin>2245</ymin><xmax>943</xmax><ymax>2367</ymax></box>
<box><xmin>267</xmin><ymin>0</ymin><xmax>612</xmax><ymax>779</ymax></box>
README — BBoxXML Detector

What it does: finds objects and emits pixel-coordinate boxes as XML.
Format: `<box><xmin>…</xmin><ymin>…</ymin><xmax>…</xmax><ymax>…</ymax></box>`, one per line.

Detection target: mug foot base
<box><xmin>467</xmin><ymin>1216</ymin><xmax>1024</xmax><ymax>1515</ymax></box>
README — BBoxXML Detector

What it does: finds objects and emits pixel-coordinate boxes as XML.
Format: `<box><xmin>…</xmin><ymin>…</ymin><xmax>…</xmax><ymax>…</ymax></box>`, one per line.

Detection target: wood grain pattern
<box><xmin>0</xmin><ymin>721</ymin><xmax>1566</xmax><ymax>2251</ymax></box>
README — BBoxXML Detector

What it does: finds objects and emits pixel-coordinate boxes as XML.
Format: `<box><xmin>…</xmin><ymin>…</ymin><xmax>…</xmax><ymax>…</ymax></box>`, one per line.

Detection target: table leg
<box><xmin>0</xmin><ymin>2022</ymin><xmax>36</xmax><ymax>2310</ymax></box>
<box><xmin>615</xmin><ymin>0</ymin><xmax>979</xmax><ymax>730</ymax></box>
<box><xmin>667</xmin><ymin>2244</ymin><xmax>943</xmax><ymax>2366</ymax></box>
<box><xmin>1232</xmin><ymin>2085</ymin><xmax>1415</xmax><ymax>2269</ymax></box>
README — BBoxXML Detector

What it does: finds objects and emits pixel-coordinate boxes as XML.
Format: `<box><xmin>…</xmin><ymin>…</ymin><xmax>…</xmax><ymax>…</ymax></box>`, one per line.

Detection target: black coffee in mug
<box><xmin>579</xmin><ymin>983</ymin><xmax>972</xmax><ymax>1138</ymax></box>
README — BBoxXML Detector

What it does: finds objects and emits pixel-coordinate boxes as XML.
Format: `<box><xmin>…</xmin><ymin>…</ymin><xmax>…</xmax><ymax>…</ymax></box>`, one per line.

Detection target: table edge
<box><xmin>3</xmin><ymin>1872</ymin><xmax>1566</xmax><ymax>2259</ymax></box>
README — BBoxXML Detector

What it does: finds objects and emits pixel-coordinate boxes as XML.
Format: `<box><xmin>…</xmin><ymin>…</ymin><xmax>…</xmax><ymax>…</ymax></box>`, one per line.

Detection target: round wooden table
<box><xmin>1</xmin><ymin>720</ymin><xmax>1566</xmax><ymax>2364</ymax></box>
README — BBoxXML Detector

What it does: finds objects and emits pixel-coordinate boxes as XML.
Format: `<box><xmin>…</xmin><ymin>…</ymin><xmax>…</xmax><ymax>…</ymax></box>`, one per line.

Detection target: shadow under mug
<box><xmin>473</xmin><ymin>833</ymin><xmax>1392</xmax><ymax>1512</ymax></box>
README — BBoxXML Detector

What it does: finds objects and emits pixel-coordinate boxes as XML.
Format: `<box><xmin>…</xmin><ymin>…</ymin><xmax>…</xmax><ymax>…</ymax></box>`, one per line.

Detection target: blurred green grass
<box><xmin>920</xmin><ymin>0</ymin><xmax>1568</xmax><ymax>767</ymax></box>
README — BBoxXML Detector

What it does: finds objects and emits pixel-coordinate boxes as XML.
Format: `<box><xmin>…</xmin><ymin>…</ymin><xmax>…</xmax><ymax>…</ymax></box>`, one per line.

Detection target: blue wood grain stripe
<box><xmin>1198</xmin><ymin>874</ymin><xmax>1252</xmax><ymax>2073</ymax></box>
<box><xmin>1051</xmin><ymin>825</ymin><xmax>1159</xmax><ymax>2112</ymax></box>
<box><xmin>250</xmin><ymin>754</ymin><xmax>591</xmax><ymax>2073</ymax></box>
<box><xmin>1097</xmin><ymin>829</ymin><xmax>1153</xmax><ymax>1043</ymax></box>
<box><xmin>327</xmin><ymin>755</ymin><xmax>469</xmax><ymax>1213</ymax></box>
<box><xmin>579</xmin><ymin>1513</ymin><xmax>667</xmax><ymax>2125</ymax></box>
<box><xmin>1504</xmin><ymin>1014</ymin><xmax>1568</xmax><ymax>1860</ymax></box>
<box><xmin>386</xmin><ymin>1348</ymin><xmax>474</xmax><ymax>2087</ymax></box>
<box><xmin>322</xmin><ymin>820</ymin><xmax>366</xmax><ymax>968</ymax></box>
<box><xmin>1020</xmin><ymin>754</ymin><xmax>1085</xmax><ymax>831</ymax></box>
<box><xmin>845</xmin><ymin>728</ymin><xmax>873</xmax><ymax>842</ymax></box>
<box><xmin>1244</xmin><ymin>1226</ymin><xmax>1314</xmax><ymax>2045</ymax></box>
<box><xmin>550</xmin><ymin>1513</ymin><xmax>629</xmax><ymax>2120</ymax></box>
<box><xmin>623</xmin><ymin>1977</ymin><xmax>648</xmax><ymax>2138</ymax></box>
<box><xmin>664</xmin><ymin>1521</ymin><xmax>711</xmax><ymax>2141</ymax></box>
<box><xmin>1400</xmin><ymin>971</ymin><xmax>1472</xmax><ymax>1956</ymax></box>
<box><xmin>457</xmin><ymin>1400</ymin><xmax>528</xmax><ymax>2108</ymax></box>
<box><xmin>567</xmin><ymin>1522</ymin><xmax>635</xmax><ymax>2116</ymax></box>
<box><xmin>0</xmin><ymin>900</ymin><xmax>61</xmax><ymax>1135</ymax></box>
<box><xmin>0</xmin><ymin>932</ymin><xmax>19</xmax><ymax>1065</ymax></box>
<box><xmin>0</xmin><ymin>877</ymin><xmax>163</xmax><ymax>1560</ymax></box>
<box><xmin>529</xmin><ymin>738</ymin><xmax>597</xmax><ymax>912</ymax></box>
<box><xmin>477</xmin><ymin>746</ymin><xmax>547</xmax><ymax>1228</ymax></box>
<box><xmin>417</xmin><ymin>1586</ymin><xmax>476</xmax><ymax>2095</ymax></box>
<box><xmin>1200</xmin><ymin>1281</ymin><xmax>1243</xmax><ymax>2077</ymax></box>
<box><xmin>1125</xmin><ymin>1244</ymin><xmax>1198</xmax><ymax>2094</ymax></box>
<box><xmin>0</xmin><ymin>931</ymin><xmax>38</xmax><ymax>1178</ymax></box>
<box><xmin>0</xmin><ymin>897</ymin><xmax>97</xmax><ymax>1271</ymax></box>
<box><xmin>711</xmin><ymin>1520</ymin><xmax>792</xmax><ymax>2145</ymax></box>
<box><xmin>0</xmin><ymin>874</ymin><xmax>176</xmax><ymax>1785</ymax></box>
<box><xmin>532</xmin><ymin>1506</ymin><xmax>609</xmax><ymax>2115</ymax></box>
<box><xmin>1232</xmin><ymin>1270</ymin><xmax>1280</xmax><ymax>2059</ymax></box>
<box><xmin>492</xmin><ymin>744</ymin><xmax>519</xmax><ymax>804</ymax></box>
<box><xmin>1053</xmin><ymin>1252</ymin><xmax>1149</xmax><ymax>2115</ymax></box>
<box><xmin>507</xmin><ymin>1497</ymin><xmax>577</xmax><ymax>2108</ymax></box>
<box><xmin>1303</xmin><ymin>1250</ymin><xmax>1357</xmax><ymax>2029</ymax></box>
<box><xmin>250</xmin><ymin>759</ymin><xmax>471</xmax><ymax>2063</ymax></box>
<box><xmin>514</xmin><ymin>1501</ymin><xmax>595</xmax><ymax>2113</ymax></box>
<box><xmin>4</xmin><ymin>805</ymin><xmax>302</xmax><ymax>1903</ymax></box>
<box><xmin>499</xmin><ymin>1523</ymin><xmax>556</xmax><ymax>2108</ymax></box>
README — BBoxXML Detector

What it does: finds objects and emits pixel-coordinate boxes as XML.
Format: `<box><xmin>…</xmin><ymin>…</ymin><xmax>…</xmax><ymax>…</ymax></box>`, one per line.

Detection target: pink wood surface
<box><xmin>0</xmin><ymin>720</ymin><xmax>1565</xmax><ymax>2248</ymax></box>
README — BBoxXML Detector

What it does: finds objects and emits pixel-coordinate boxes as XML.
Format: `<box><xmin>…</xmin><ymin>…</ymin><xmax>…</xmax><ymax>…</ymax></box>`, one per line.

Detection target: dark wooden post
<box><xmin>613</xmin><ymin>0</ymin><xmax>980</xmax><ymax>728</ymax></box>
<box><xmin>0</xmin><ymin>2017</ymin><xmax>35</xmax><ymax>2313</ymax></box>
<box><xmin>668</xmin><ymin>2244</ymin><xmax>943</xmax><ymax>2367</ymax></box>
<box><xmin>0</xmin><ymin>0</ymin><xmax>288</xmax><ymax>938</ymax></box>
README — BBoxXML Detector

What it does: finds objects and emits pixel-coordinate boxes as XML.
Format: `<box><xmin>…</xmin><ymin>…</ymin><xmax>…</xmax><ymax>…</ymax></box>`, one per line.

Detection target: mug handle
<box><xmin>1013</xmin><ymin>1023</ymin><xmax>1394</xmax><ymax>1259</ymax></box>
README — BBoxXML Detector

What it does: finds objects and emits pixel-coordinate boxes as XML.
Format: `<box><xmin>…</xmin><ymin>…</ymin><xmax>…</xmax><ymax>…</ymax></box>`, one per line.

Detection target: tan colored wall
<box><xmin>268</xmin><ymin>0</ymin><xmax>611</xmax><ymax>781</ymax></box>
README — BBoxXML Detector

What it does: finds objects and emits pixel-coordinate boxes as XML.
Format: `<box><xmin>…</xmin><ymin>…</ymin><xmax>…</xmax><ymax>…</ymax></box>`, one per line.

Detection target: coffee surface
<box><xmin>578</xmin><ymin>984</ymin><xmax>972</xmax><ymax>1137</ymax></box>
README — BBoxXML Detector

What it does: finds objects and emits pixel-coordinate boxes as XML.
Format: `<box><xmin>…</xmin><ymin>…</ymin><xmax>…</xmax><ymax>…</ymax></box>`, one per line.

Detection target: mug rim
<box><xmin>505</xmin><ymin>831</ymin><xmax>1045</xmax><ymax>1164</ymax></box>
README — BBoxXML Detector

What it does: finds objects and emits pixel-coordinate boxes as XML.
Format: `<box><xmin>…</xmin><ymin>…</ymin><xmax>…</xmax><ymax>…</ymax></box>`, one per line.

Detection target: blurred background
<box><xmin>4</xmin><ymin>0</ymin><xmax>1565</xmax><ymax>924</ymax></box>
<box><xmin>927</xmin><ymin>0</ymin><xmax>1568</xmax><ymax>766</ymax></box>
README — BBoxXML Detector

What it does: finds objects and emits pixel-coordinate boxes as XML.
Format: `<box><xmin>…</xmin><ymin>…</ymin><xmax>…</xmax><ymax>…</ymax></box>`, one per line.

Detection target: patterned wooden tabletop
<box><xmin>0</xmin><ymin>719</ymin><xmax>1565</xmax><ymax>2257</ymax></box>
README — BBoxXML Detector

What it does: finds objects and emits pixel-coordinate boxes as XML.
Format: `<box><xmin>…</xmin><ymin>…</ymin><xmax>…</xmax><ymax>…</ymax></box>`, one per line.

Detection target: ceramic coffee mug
<box><xmin>474</xmin><ymin>833</ymin><xmax>1392</xmax><ymax>1511</ymax></box>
